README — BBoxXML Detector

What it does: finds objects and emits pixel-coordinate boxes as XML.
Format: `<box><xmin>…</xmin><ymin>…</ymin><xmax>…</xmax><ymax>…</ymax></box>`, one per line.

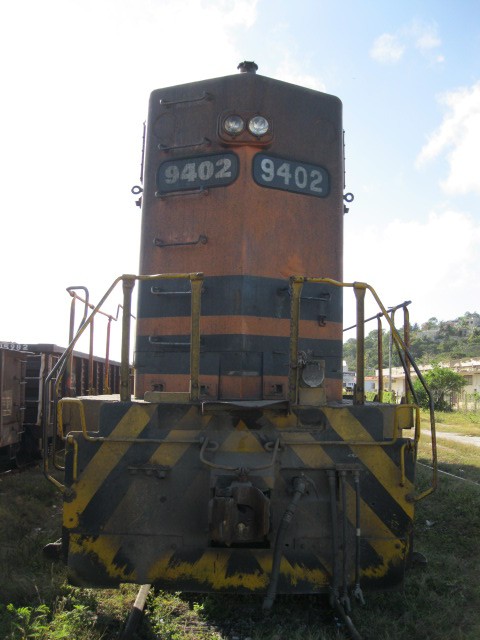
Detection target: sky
<box><xmin>1</xmin><ymin>0</ymin><xmax>480</xmax><ymax>359</ymax></box>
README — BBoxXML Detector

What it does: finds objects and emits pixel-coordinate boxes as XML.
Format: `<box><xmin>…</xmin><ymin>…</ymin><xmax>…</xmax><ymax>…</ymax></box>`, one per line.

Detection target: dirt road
<box><xmin>421</xmin><ymin>429</ymin><xmax>480</xmax><ymax>447</ymax></box>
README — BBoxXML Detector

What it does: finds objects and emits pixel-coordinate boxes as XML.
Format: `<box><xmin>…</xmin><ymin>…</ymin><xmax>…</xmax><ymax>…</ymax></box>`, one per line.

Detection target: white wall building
<box><xmin>374</xmin><ymin>359</ymin><xmax>480</xmax><ymax>408</ymax></box>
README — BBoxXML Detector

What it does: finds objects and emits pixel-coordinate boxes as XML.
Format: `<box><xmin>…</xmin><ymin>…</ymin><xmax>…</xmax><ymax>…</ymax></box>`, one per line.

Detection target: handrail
<box><xmin>45</xmin><ymin>273</ymin><xmax>435</xmax><ymax>503</ymax></box>
<box><xmin>344</xmin><ymin>300</ymin><xmax>412</xmax><ymax>401</ymax></box>
<box><xmin>43</xmin><ymin>272</ymin><xmax>204</xmax><ymax>490</ymax></box>
<box><xmin>65</xmin><ymin>286</ymin><xmax>90</xmax><ymax>398</ymax></box>
<box><xmin>67</xmin><ymin>287</ymin><xmax>129</xmax><ymax>395</ymax></box>
<box><xmin>288</xmin><ymin>277</ymin><xmax>436</xmax><ymax>502</ymax></box>
<box><xmin>199</xmin><ymin>437</ymin><xmax>280</xmax><ymax>471</ymax></box>
<box><xmin>49</xmin><ymin>289</ymin><xmax>128</xmax><ymax>475</ymax></box>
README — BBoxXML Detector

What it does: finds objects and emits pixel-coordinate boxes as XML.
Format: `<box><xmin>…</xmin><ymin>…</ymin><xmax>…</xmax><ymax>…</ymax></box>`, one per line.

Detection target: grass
<box><xmin>418</xmin><ymin>411</ymin><xmax>480</xmax><ymax>485</ymax></box>
<box><xmin>142</xmin><ymin>591</ymin><xmax>341</xmax><ymax>640</ymax></box>
<box><xmin>396</xmin><ymin>463</ymin><xmax>480</xmax><ymax>640</ymax></box>
<box><xmin>0</xmin><ymin>467</ymin><xmax>139</xmax><ymax>639</ymax></box>
<box><xmin>1</xmin><ymin>412</ymin><xmax>479</xmax><ymax>639</ymax></box>
<box><xmin>0</xmin><ymin>467</ymin><xmax>65</xmax><ymax>605</ymax></box>
<box><xmin>420</xmin><ymin>409</ymin><xmax>480</xmax><ymax>436</ymax></box>
<box><xmin>420</xmin><ymin>437</ymin><xmax>480</xmax><ymax>484</ymax></box>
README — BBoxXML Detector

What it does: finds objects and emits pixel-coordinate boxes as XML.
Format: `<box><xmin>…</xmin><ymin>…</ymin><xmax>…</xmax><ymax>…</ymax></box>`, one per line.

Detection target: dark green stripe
<box><xmin>137</xmin><ymin>275</ymin><xmax>342</xmax><ymax>323</ymax></box>
<box><xmin>135</xmin><ymin>334</ymin><xmax>343</xmax><ymax>378</ymax></box>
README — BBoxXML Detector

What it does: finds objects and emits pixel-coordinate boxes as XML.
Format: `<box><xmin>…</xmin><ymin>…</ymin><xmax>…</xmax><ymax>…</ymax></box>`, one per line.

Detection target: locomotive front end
<box><xmin>55</xmin><ymin>64</ymin><xmax>436</xmax><ymax>614</ymax></box>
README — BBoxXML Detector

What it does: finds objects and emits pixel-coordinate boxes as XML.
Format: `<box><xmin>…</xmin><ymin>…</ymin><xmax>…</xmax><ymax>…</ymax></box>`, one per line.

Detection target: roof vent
<box><xmin>237</xmin><ymin>61</ymin><xmax>258</xmax><ymax>74</ymax></box>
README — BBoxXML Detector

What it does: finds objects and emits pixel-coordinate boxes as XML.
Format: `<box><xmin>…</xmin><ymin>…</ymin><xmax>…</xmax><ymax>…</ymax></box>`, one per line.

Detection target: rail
<box><xmin>289</xmin><ymin>277</ymin><xmax>437</xmax><ymax>501</ymax></box>
<box><xmin>344</xmin><ymin>300</ymin><xmax>412</xmax><ymax>403</ymax></box>
<box><xmin>42</xmin><ymin>272</ymin><xmax>204</xmax><ymax>491</ymax></box>
<box><xmin>43</xmin><ymin>273</ymin><xmax>436</xmax><ymax>502</ymax></box>
<box><xmin>66</xmin><ymin>286</ymin><xmax>126</xmax><ymax>395</ymax></box>
<box><xmin>48</xmin><ymin>288</ymin><xmax>128</xmax><ymax>474</ymax></box>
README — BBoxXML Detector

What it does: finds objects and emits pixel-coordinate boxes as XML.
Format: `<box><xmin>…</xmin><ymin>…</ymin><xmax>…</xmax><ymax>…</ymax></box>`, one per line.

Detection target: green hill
<box><xmin>343</xmin><ymin>312</ymin><xmax>480</xmax><ymax>374</ymax></box>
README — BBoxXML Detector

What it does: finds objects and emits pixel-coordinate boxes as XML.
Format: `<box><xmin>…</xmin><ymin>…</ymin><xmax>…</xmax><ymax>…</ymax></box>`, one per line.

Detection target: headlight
<box><xmin>248</xmin><ymin>115</ymin><xmax>269</xmax><ymax>136</ymax></box>
<box><xmin>223</xmin><ymin>115</ymin><xmax>244</xmax><ymax>135</ymax></box>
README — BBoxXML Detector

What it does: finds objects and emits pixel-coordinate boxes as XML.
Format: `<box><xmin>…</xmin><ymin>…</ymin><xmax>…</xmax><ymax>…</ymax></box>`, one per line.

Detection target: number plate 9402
<box><xmin>253</xmin><ymin>153</ymin><xmax>329</xmax><ymax>198</ymax></box>
<box><xmin>157</xmin><ymin>153</ymin><xmax>238</xmax><ymax>194</ymax></box>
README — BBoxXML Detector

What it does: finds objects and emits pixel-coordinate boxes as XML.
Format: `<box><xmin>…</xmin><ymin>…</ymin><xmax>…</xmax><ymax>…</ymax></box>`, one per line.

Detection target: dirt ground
<box><xmin>421</xmin><ymin>428</ymin><xmax>480</xmax><ymax>447</ymax></box>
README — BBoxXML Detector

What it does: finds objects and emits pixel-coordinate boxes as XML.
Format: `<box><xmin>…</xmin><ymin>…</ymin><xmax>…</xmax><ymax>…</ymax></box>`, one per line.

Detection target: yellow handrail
<box><xmin>288</xmin><ymin>276</ymin><xmax>437</xmax><ymax>501</ymax></box>
<box><xmin>43</xmin><ymin>272</ymin><xmax>204</xmax><ymax>490</ymax></box>
<box><xmin>45</xmin><ymin>273</ymin><xmax>436</xmax><ymax>504</ymax></box>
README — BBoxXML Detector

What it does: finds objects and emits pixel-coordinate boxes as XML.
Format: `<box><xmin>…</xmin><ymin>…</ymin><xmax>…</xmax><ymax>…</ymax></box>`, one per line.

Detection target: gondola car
<box><xmin>0</xmin><ymin>342</ymin><xmax>120</xmax><ymax>463</ymax></box>
<box><xmin>48</xmin><ymin>63</ymin><xmax>436</xmax><ymax>617</ymax></box>
<box><xmin>0</xmin><ymin>343</ymin><xmax>28</xmax><ymax>461</ymax></box>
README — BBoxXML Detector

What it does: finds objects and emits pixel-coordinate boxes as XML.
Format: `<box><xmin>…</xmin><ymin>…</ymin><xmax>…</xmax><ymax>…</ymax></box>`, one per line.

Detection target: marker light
<box><xmin>223</xmin><ymin>115</ymin><xmax>244</xmax><ymax>135</ymax></box>
<box><xmin>248</xmin><ymin>115</ymin><xmax>269</xmax><ymax>136</ymax></box>
<box><xmin>301</xmin><ymin>362</ymin><xmax>325</xmax><ymax>388</ymax></box>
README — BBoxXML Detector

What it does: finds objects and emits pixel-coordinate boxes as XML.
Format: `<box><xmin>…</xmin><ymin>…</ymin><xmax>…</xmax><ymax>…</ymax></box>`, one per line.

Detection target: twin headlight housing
<box><xmin>223</xmin><ymin>114</ymin><xmax>270</xmax><ymax>137</ymax></box>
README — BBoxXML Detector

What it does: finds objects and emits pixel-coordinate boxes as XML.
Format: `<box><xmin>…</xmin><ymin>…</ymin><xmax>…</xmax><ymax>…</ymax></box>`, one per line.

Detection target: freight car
<box><xmin>45</xmin><ymin>63</ymin><xmax>437</xmax><ymax>625</ymax></box>
<box><xmin>0</xmin><ymin>341</ymin><xmax>120</xmax><ymax>464</ymax></box>
<box><xmin>0</xmin><ymin>344</ymin><xmax>28</xmax><ymax>462</ymax></box>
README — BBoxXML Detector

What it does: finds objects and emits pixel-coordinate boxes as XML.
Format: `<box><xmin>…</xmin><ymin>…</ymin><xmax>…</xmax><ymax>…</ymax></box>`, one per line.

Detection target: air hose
<box><xmin>262</xmin><ymin>477</ymin><xmax>307</xmax><ymax>611</ymax></box>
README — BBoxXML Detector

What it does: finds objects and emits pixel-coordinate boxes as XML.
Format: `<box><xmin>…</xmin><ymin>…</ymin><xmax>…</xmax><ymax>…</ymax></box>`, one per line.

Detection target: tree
<box><xmin>413</xmin><ymin>366</ymin><xmax>467</xmax><ymax>411</ymax></box>
<box><xmin>343</xmin><ymin>338</ymin><xmax>357</xmax><ymax>370</ymax></box>
<box><xmin>422</xmin><ymin>317</ymin><xmax>439</xmax><ymax>330</ymax></box>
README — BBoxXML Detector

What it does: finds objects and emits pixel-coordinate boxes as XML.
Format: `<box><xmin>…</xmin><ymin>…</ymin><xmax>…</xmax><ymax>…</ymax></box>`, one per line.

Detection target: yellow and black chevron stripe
<box><xmin>62</xmin><ymin>399</ymin><xmax>416</xmax><ymax>592</ymax></box>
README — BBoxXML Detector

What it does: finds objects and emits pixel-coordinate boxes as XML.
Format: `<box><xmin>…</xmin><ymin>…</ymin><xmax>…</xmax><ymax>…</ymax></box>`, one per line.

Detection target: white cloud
<box><xmin>259</xmin><ymin>21</ymin><xmax>326</xmax><ymax>91</ymax></box>
<box><xmin>370</xmin><ymin>21</ymin><xmax>443</xmax><ymax>65</ymax></box>
<box><xmin>0</xmin><ymin>0</ymin><xmax>260</xmax><ymax>354</ymax></box>
<box><xmin>272</xmin><ymin>57</ymin><xmax>326</xmax><ymax>92</ymax></box>
<box><xmin>416</xmin><ymin>82</ymin><xmax>480</xmax><ymax>196</ymax></box>
<box><xmin>411</xmin><ymin>22</ymin><xmax>441</xmax><ymax>52</ymax></box>
<box><xmin>370</xmin><ymin>33</ymin><xmax>405</xmax><ymax>63</ymax></box>
<box><xmin>344</xmin><ymin>209</ymin><xmax>480</xmax><ymax>326</ymax></box>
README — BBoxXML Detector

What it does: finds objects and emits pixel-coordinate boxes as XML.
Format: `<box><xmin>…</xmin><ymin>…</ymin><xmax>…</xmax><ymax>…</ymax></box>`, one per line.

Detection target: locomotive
<box><xmin>46</xmin><ymin>62</ymin><xmax>436</xmax><ymax>618</ymax></box>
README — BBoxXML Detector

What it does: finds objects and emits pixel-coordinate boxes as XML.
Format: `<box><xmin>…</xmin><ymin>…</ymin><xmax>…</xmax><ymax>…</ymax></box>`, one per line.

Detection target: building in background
<box><xmin>342</xmin><ymin>360</ymin><xmax>355</xmax><ymax>393</ymax></box>
<box><xmin>375</xmin><ymin>359</ymin><xmax>480</xmax><ymax>409</ymax></box>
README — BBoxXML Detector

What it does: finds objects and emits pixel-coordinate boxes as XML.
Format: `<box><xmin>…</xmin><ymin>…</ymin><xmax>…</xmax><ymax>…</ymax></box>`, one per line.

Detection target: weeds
<box><xmin>1</xmin><ymin>416</ymin><xmax>479</xmax><ymax>640</ymax></box>
<box><xmin>0</xmin><ymin>603</ymin><xmax>50</xmax><ymax>640</ymax></box>
<box><xmin>421</xmin><ymin>409</ymin><xmax>480</xmax><ymax>435</ymax></box>
<box><xmin>418</xmin><ymin>432</ymin><xmax>480</xmax><ymax>484</ymax></box>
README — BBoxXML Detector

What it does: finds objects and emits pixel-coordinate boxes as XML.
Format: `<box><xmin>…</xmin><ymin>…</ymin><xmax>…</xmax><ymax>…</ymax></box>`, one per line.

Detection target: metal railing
<box><xmin>42</xmin><ymin>272</ymin><xmax>204</xmax><ymax>492</ymax></box>
<box><xmin>344</xmin><ymin>300</ymin><xmax>412</xmax><ymax>403</ymax></box>
<box><xmin>43</xmin><ymin>273</ymin><xmax>436</xmax><ymax>501</ymax></box>
<box><xmin>66</xmin><ymin>286</ymin><xmax>125</xmax><ymax>395</ymax></box>
<box><xmin>289</xmin><ymin>277</ymin><xmax>437</xmax><ymax>501</ymax></box>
